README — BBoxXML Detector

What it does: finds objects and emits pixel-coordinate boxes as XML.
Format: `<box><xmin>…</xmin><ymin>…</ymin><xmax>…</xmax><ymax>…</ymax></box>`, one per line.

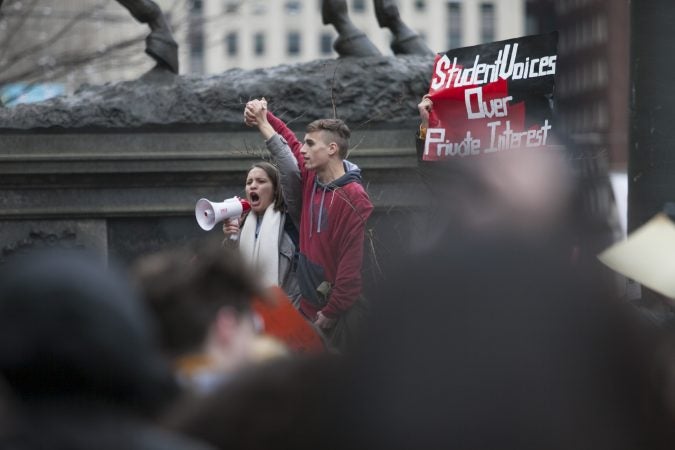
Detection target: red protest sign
<box><xmin>253</xmin><ymin>286</ymin><xmax>325</xmax><ymax>354</ymax></box>
<box><xmin>423</xmin><ymin>32</ymin><xmax>558</xmax><ymax>161</ymax></box>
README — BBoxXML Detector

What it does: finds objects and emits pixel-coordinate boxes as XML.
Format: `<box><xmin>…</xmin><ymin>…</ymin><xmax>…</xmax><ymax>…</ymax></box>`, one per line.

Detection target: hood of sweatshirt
<box><xmin>309</xmin><ymin>160</ymin><xmax>363</xmax><ymax>236</ymax></box>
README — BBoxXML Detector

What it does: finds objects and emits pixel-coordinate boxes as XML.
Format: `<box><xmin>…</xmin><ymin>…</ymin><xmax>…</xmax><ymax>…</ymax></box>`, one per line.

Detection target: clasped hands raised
<box><xmin>244</xmin><ymin>97</ymin><xmax>268</xmax><ymax>127</ymax></box>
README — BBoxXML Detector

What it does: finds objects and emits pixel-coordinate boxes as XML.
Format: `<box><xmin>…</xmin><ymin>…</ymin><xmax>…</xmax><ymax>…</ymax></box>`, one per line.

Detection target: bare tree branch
<box><xmin>329</xmin><ymin>60</ymin><xmax>340</xmax><ymax>119</ymax></box>
<box><xmin>0</xmin><ymin>1</ymin><xmax>109</xmax><ymax>76</ymax></box>
<box><xmin>0</xmin><ymin>0</ymin><xmax>255</xmax><ymax>103</ymax></box>
<box><xmin>0</xmin><ymin>0</ymin><xmax>42</xmax><ymax>62</ymax></box>
<box><xmin>0</xmin><ymin>26</ymin><xmax>148</xmax><ymax>85</ymax></box>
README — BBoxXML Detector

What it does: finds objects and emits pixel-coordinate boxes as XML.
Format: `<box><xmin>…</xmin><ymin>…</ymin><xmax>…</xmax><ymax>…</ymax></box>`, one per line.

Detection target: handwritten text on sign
<box><xmin>423</xmin><ymin>33</ymin><xmax>558</xmax><ymax>160</ymax></box>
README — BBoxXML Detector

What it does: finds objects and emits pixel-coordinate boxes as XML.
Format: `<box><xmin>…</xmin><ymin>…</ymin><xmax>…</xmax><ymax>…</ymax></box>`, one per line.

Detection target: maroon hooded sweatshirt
<box><xmin>267</xmin><ymin>112</ymin><xmax>373</xmax><ymax>320</ymax></box>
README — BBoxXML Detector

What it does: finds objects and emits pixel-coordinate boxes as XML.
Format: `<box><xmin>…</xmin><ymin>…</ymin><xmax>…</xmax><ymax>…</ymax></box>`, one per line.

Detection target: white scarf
<box><xmin>239</xmin><ymin>203</ymin><xmax>281</xmax><ymax>288</ymax></box>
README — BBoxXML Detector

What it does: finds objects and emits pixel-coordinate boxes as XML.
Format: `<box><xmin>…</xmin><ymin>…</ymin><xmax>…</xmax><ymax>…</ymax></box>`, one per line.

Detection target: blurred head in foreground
<box><xmin>165</xmin><ymin>355</ymin><xmax>347</xmax><ymax>450</ymax></box>
<box><xmin>0</xmin><ymin>249</ymin><xmax>212</xmax><ymax>450</ymax></box>
<box><xmin>349</xmin><ymin>235</ymin><xmax>674</xmax><ymax>450</ymax></box>
<box><xmin>415</xmin><ymin>143</ymin><xmax>574</xmax><ymax>249</ymax></box>
<box><xmin>132</xmin><ymin>238</ymin><xmax>284</xmax><ymax>393</ymax></box>
<box><xmin>0</xmin><ymin>249</ymin><xmax>175</xmax><ymax>410</ymax></box>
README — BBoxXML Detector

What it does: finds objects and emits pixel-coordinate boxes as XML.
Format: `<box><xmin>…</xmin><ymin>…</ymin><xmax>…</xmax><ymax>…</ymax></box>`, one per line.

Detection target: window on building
<box><xmin>225</xmin><ymin>32</ymin><xmax>238</xmax><ymax>56</ymax></box>
<box><xmin>580</xmin><ymin>19</ymin><xmax>590</xmax><ymax>48</ymax></box>
<box><xmin>352</xmin><ymin>0</ymin><xmax>366</xmax><ymax>13</ymax></box>
<box><xmin>287</xmin><ymin>31</ymin><xmax>301</xmax><ymax>56</ymax></box>
<box><xmin>480</xmin><ymin>3</ymin><xmax>496</xmax><ymax>43</ymax></box>
<box><xmin>596</xmin><ymin>60</ymin><xmax>607</xmax><ymax>87</ymax></box>
<box><xmin>582</xmin><ymin>105</ymin><xmax>591</xmax><ymax>131</ymax></box>
<box><xmin>415</xmin><ymin>0</ymin><xmax>426</xmax><ymax>12</ymax></box>
<box><xmin>254</xmin><ymin>32</ymin><xmax>265</xmax><ymax>56</ymax></box>
<box><xmin>189</xmin><ymin>32</ymin><xmax>204</xmax><ymax>73</ymax></box>
<box><xmin>252</xmin><ymin>1</ymin><xmax>267</xmax><ymax>15</ymax></box>
<box><xmin>582</xmin><ymin>63</ymin><xmax>591</xmax><ymax>91</ymax></box>
<box><xmin>597</xmin><ymin>102</ymin><xmax>608</xmax><ymax>128</ymax></box>
<box><xmin>190</xmin><ymin>53</ymin><xmax>203</xmax><ymax>74</ymax></box>
<box><xmin>285</xmin><ymin>1</ymin><xmax>301</xmax><ymax>15</ymax></box>
<box><xmin>575</xmin><ymin>109</ymin><xmax>583</xmax><ymax>132</ymax></box>
<box><xmin>190</xmin><ymin>0</ymin><xmax>203</xmax><ymax>12</ymax></box>
<box><xmin>595</xmin><ymin>15</ymin><xmax>607</xmax><ymax>43</ymax></box>
<box><xmin>557</xmin><ymin>75</ymin><xmax>565</xmax><ymax>96</ymax></box>
<box><xmin>320</xmin><ymin>32</ymin><xmax>333</xmax><ymax>55</ymax></box>
<box><xmin>224</xmin><ymin>0</ymin><xmax>240</xmax><ymax>14</ymax></box>
<box><xmin>447</xmin><ymin>2</ymin><xmax>462</xmax><ymax>49</ymax></box>
<box><xmin>558</xmin><ymin>32</ymin><xmax>566</xmax><ymax>55</ymax></box>
<box><xmin>525</xmin><ymin>15</ymin><xmax>537</xmax><ymax>36</ymax></box>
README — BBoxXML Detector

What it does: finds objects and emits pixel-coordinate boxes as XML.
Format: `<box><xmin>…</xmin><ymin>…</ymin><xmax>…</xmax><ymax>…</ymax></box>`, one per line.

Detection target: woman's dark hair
<box><xmin>248</xmin><ymin>161</ymin><xmax>285</xmax><ymax>212</ymax></box>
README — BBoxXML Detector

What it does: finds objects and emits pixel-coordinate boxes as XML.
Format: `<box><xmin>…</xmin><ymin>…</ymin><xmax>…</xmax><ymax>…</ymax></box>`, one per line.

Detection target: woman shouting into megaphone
<box><xmin>223</xmin><ymin>162</ymin><xmax>301</xmax><ymax>308</ymax></box>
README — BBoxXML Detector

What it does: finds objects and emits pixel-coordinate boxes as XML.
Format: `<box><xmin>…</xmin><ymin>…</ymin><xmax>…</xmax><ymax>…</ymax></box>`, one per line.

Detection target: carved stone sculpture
<box><xmin>117</xmin><ymin>0</ymin><xmax>179</xmax><ymax>74</ymax></box>
<box><xmin>374</xmin><ymin>0</ymin><xmax>433</xmax><ymax>55</ymax></box>
<box><xmin>322</xmin><ymin>0</ymin><xmax>432</xmax><ymax>57</ymax></box>
<box><xmin>322</xmin><ymin>0</ymin><xmax>381</xmax><ymax>57</ymax></box>
<box><xmin>0</xmin><ymin>55</ymin><xmax>434</xmax><ymax>129</ymax></box>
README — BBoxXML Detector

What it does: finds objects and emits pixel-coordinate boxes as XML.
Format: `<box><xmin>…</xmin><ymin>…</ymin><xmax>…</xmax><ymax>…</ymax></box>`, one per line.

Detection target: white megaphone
<box><xmin>195</xmin><ymin>197</ymin><xmax>251</xmax><ymax>236</ymax></box>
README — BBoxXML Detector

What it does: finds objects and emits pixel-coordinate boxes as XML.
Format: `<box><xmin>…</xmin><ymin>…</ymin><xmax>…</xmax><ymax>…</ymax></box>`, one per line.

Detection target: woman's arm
<box><xmin>246</xmin><ymin>100</ymin><xmax>303</xmax><ymax>228</ymax></box>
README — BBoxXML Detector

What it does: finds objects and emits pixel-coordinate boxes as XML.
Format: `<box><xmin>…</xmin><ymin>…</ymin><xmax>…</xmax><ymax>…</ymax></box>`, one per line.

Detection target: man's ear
<box><xmin>213</xmin><ymin>307</ymin><xmax>239</xmax><ymax>346</ymax></box>
<box><xmin>327</xmin><ymin>142</ymin><xmax>339</xmax><ymax>156</ymax></box>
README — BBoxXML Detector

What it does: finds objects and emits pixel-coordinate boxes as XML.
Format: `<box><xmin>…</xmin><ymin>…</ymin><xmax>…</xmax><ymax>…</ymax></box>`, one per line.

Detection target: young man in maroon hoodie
<box><xmin>245</xmin><ymin>99</ymin><xmax>373</xmax><ymax>350</ymax></box>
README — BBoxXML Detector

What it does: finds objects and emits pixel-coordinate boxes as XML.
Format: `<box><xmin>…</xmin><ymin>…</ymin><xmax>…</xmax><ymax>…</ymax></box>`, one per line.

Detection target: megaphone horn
<box><xmin>195</xmin><ymin>197</ymin><xmax>251</xmax><ymax>231</ymax></box>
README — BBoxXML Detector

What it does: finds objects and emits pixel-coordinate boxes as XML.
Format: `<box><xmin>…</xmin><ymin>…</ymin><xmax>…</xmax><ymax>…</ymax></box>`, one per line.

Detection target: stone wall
<box><xmin>0</xmin><ymin>55</ymin><xmax>433</xmax><ymax>266</ymax></box>
<box><xmin>0</xmin><ymin>121</ymin><xmax>424</xmax><ymax>267</ymax></box>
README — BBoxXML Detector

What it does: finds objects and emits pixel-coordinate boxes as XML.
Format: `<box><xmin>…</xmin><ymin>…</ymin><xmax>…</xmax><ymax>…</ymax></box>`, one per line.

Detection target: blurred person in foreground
<box><xmin>132</xmin><ymin>239</ymin><xmax>292</xmax><ymax>395</ymax></box>
<box><xmin>301</xmin><ymin>97</ymin><xmax>675</xmax><ymax>449</ymax></box>
<box><xmin>0</xmin><ymin>249</ymin><xmax>212</xmax><ymax>450</ymax></box>
<box><xmin>344</xmin><ymin>232</ymin><xmax>675</xmax><ymax>450</ymax></box>
<box><xmin>161</xmin><ymin>236</ymin><xmax>675</xmax><ymax>450</ymax></box>
<box><xmin>164</xmin><ymin>354</ymin><xmax>349</xmax><ymax>450</ymax></box>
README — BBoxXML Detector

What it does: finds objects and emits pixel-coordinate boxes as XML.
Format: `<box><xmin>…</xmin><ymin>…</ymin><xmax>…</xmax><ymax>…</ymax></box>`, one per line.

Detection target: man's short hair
<box><xmin>307</xmin><ymin>119</ymin><xmax>351</xmax><ymax>160</ymax></box>
<box><xmin>132</xmin><ymin>238</ymin><xmax>262</xmax><ymax>358</ymax></box>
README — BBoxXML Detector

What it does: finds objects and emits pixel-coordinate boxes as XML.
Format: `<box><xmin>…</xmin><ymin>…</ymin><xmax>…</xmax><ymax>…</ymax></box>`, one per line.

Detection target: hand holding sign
<box><xmin>418</xmin><ymin>94</ymin><xmax>433</xmax><ymax>127</ymax></box>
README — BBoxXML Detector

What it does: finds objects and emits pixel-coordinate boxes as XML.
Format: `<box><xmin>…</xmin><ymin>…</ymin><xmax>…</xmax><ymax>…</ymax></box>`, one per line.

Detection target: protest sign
<box><xmin>598</xmin><ymin>214</ymin><xmax>675</xmax><ymax>300</ymax></box>
<box><xmin>423</xmin><ymin>32</ymin><xmax>558</xmax><ymax>161</ymax></box>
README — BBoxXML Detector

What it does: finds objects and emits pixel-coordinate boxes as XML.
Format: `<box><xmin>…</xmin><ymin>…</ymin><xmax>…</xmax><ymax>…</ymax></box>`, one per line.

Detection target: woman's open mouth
<box><xmin>249</xmin><ymin>192</ymin><xmax>260</xmax><ymax>207</ymax></box>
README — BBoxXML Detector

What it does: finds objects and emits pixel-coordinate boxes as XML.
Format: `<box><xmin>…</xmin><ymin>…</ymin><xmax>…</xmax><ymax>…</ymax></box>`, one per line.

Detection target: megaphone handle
<box><xmin>227</xmin><ymin>217</ymin><xmax>240</xmax><ymax>241</ymax></box>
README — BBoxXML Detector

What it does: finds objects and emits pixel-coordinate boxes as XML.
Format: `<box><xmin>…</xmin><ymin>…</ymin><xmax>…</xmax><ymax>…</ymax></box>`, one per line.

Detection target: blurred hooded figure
<box><xmin>0</xmin><ymin>249</ymin><xmax>213</xmax><ymax>450</ymax></box>
<box><xmin>344</xmin><ymin>234</ymin><xmax>675</xmax><ymax>450</ymax></box>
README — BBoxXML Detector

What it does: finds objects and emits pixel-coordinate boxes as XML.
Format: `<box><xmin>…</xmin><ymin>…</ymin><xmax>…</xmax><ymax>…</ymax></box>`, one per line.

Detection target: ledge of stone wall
<box><xmin>0</xmin><ymin>126</ymin><xmax>423</xmax><ymax>220</ymax></box>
